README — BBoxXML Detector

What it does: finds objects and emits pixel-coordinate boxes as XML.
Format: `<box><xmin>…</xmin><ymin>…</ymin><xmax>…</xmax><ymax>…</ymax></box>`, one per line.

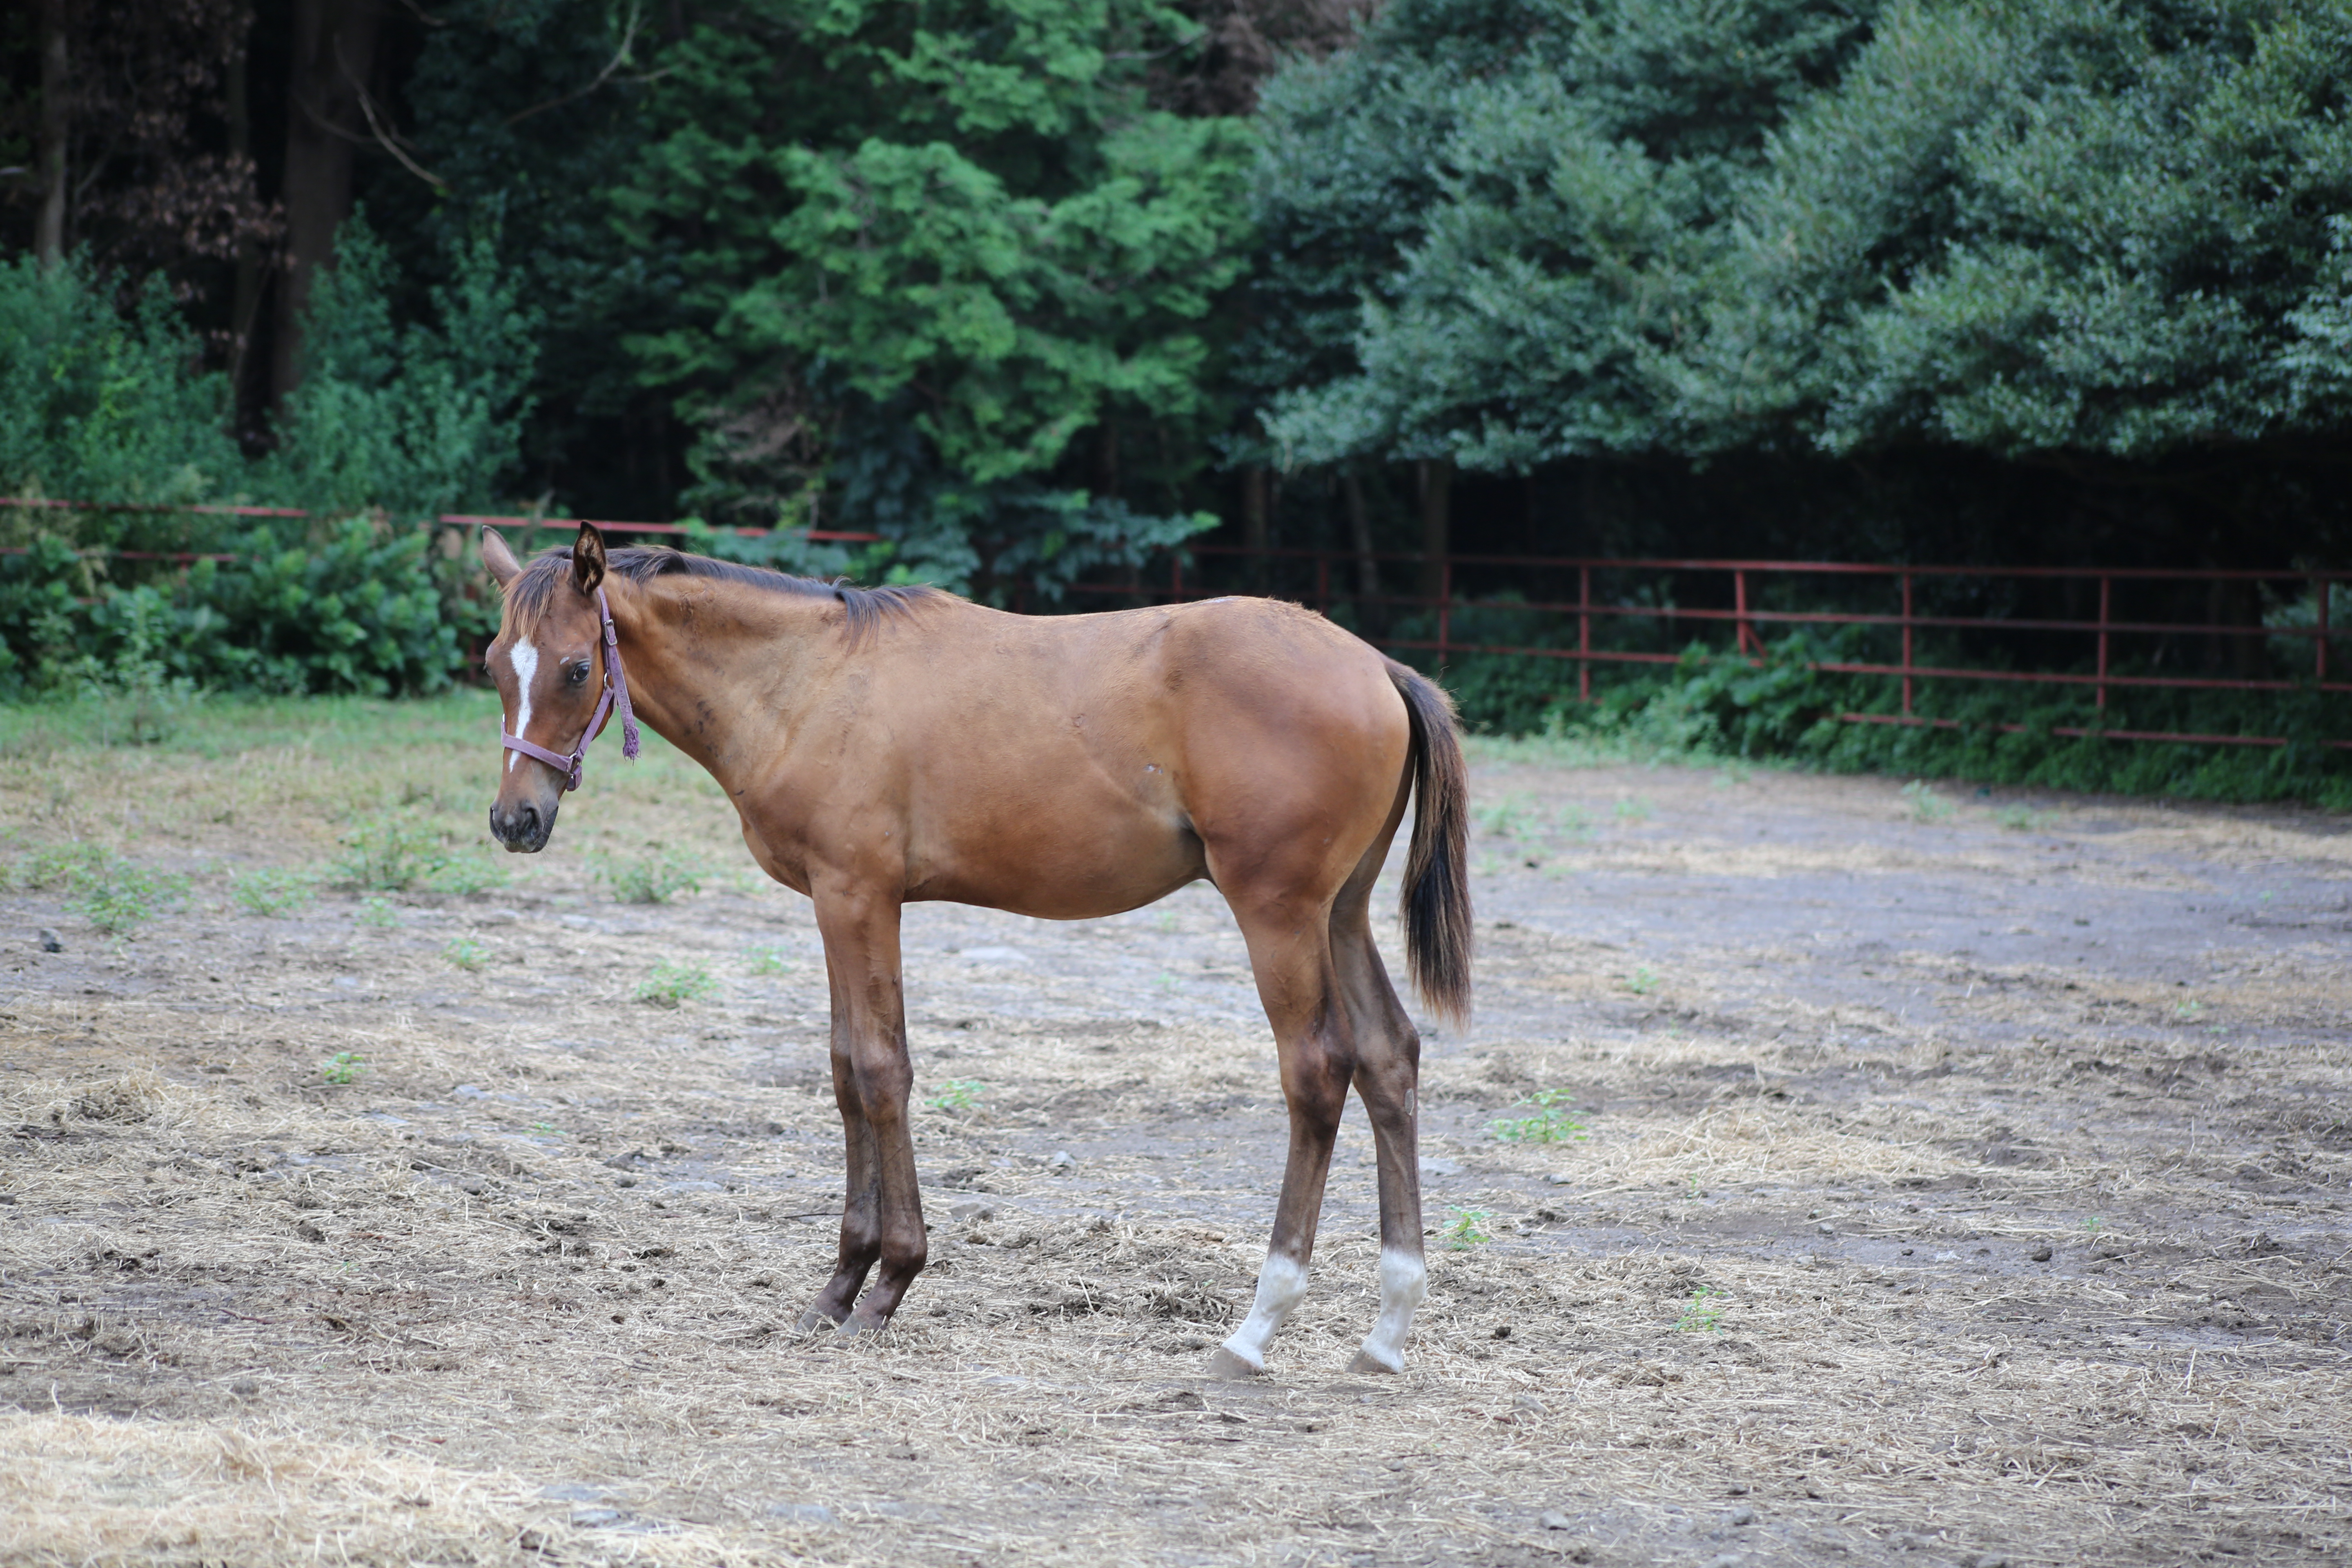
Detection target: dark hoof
<box><xmin>1347</xmin><ymin>1349</ymin><xmax>1403</xmax><ymax>1375</ymax></box>
<box><xmin>794</xmin><ymin>1307</ymin><xmax>845</xmax><ymax>1334</ymax></box>
<box><xmin>833</xmin><ymin>1312</ymin><xmax>887</xmax><ymax>1341</ymax></box>
<box><xmin>1205</xmin><ymin>1346</ymin><xmax>1262</xmax><ymax>1380</ymax></box>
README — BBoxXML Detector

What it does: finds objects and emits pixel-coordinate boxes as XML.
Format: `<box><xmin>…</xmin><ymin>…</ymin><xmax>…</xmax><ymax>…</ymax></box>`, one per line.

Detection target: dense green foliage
<box><xmin>607</xmin><ymin>0</ymin><xmax>1251</xmax><ymax>598</ymax></box>
<box><xmin>1259</xmin><ymin>0</ymin><xmax>2352</xmax><ymax>473</ymax></box>
<box><xmin>0</xmin><ymin>228</ymin><xmax>524</xmax><ymax>697</ymax></box>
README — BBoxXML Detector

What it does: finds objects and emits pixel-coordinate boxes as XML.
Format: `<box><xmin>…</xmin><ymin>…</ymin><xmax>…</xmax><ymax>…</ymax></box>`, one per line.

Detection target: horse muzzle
<box><xmin>489</xmin><ymin>797</ymin><xmax>557</xmax><ymax>853</ymax></box>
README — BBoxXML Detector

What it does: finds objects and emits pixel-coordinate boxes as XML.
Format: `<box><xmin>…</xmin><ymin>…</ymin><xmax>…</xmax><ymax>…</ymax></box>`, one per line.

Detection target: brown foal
<box><xmin>480</xmin><ymin>523</ymin><xmax>1470</xmax><ymax>1376</ymax></box>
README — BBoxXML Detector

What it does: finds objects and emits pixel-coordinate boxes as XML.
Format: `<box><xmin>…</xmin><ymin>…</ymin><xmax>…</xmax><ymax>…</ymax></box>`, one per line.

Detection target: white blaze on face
<box><xmin>506</xmin><ymin>637</ymin><xmax>538</xmax><ymax>772</ymax></box>
<box><xmin>1218</xmin><ymin>1251</ymin><xmax>1310</xmax><ymax>1373</ymax></box>
<box><xmin>1356</xmin><ymin>1246</ymin><xmax>1428</xmax><ymax>1373</ymax></box>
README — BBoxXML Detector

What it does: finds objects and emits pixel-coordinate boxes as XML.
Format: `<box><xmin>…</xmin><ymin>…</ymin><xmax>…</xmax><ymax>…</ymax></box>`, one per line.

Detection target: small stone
<box><xmin>37</xmin><ymin>929</ymin><xmax>62</xmax><ymax>953</ymax></box>
<box><xmin>1419</xmin><ymin>1157</ymin><xmax>1462</xmax><ymax>1178</ymax></box>
<box><xmin>1047</xmin><ymin>1150</ymin><xmax>1076</xmax><ymax>1171</ymax></box>
<box><xmin>1969</xmin><ymin>1555</ymin><xmax>2012</xmax><ymax>1568</ymax></box>
<box><xmin>1725</xmin><ymin>1482</ymin><xmax>1750</xmax><ymax>1496</ymax></box>
<box><xmin>1539</xmin><ymin>1510</ymin><xmax>1573</xmax><ymax>1530</ymax></box>
<box><xmin>767</xmin><ymin>1503</ymin><xmax>835</xmax><ymax>1526</ymax></box>
<box><xmin>949</xmin><ymin>1200</ymin><xmax>995</xmax><ymax>1223</ymax></box>
<box><xmin>229</xmin><ymin>1378</ymin><xmax>259</xmax><ymax>1397</ymax></box>
<box><xmin>1703</xmin><ymin>1555</ymin><xmax>1741</xmax><ymax>1568</ymax></box>
<box><xmin>1492</xmin><ymin>1323</ymin><xmax>1512</xmax><ymax>1340</ymax></box>
<box><xmin>1513</xmin><ymin>1393</ymin><xmax>1545</xmax><ymax>1413</ymax></box>
<box><xmin>569</xmin><ymin>1507</ymin><xmax>625</xmax><ymax>1528</ymax></box>
<box><xmin>1816</xmin><ymin>1221</ymin><xmax>1835</xmax><ymax>1236</ymax></box>
<box><xmin>2029</xmin><ymin>1246</ymin><xmax>2053</xmax><ymax>1262</ymax></box>
<box><xmin>1728</xmin><ymin>1505</ymin><xmax>1757</xmax><ymax>1526</ymax></box>
<box><xmin>1933</xmin><ymin>1250</ymin><xmax>1961</xmax><ymax>1263</ymax></box>
<box><xmin>1545</xmin><ymin>1172</ymin><xmax>1573</xmax><ymax>1185</ymax></box>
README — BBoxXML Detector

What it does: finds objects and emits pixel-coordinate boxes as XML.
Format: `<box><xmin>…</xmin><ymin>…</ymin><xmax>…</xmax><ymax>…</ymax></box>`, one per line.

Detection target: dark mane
<box><xmin>503</xmin><ymin>544</ymin><xmax>947</xmax><ymax>644</ymax></box>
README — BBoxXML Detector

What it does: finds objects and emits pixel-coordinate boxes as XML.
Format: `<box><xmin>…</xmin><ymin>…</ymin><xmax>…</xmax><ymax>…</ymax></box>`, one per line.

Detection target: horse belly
<box><xmin>913</xmin><ymin>781</ymin><xmax>1203</xmax><ymax>919</ymax></box>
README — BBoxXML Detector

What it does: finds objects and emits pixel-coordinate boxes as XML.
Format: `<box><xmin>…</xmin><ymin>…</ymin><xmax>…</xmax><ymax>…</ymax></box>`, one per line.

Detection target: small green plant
<box><xmin>1557</xmin><ymin>803</ymin><xmax>1596</xmax><ymax>840</ymax></box>
<box><xmin>2081</xmin><ymin>1216</ymin><xmax>2104</xmax><ymax>1236</ymax></box>
<box><xmin>425</xmin><ymin>854</ymin><xmax>512</xmax><ymax>897</ymax></box>
<box><xmin>1675</xmin><ymin>1285</ymin><xmax>1725</xmax><ymax>1333</ymax></box>
<box><xmin>1475</xmin><ymin>794</ymin><xmax>1541</xmax><ymax>840</ymax></box>
<box><xmin>357</xmin><ymin>896</ymin><xmax>400</xmax><ymax>930</ymax></box>
<box><xmin>746</xmin><ymin>947</ymin><xmax>794</xmax><ymax>976</ymax></box>
<box><xmin>595</xmin><ymin>847</ymin><xmax>705</xmax><ymax>905</ymax></box>
<box><xmin>1994</xmin><ymin>803</ymin><xmax>2054</xmax><ymax>831</ymax></box>
<box><xmin>925</xmin><ymin>1079</ymin><xmax>986</xmax><ymax>1113</ymax></box>
<box><xmin>1622</xmin><ymin>966</ymin><xmax>1659</xmax><ymax>996</ymax></box>
<box><xmin>230</xmin><ymin>867</ymin><xmax>317</xmax><ymax>917</ymax></box>
<box><xmin>530</xmin><ymin>1121</ymin><xmax>564</xmax><ymax>1138</ymax></box>
<box><xmin>1442</xmin><ymin>1205</ymin><xmax>1494</xmax><ymax>1251</ymax></box>
<box><xmin>1613</xmin><ymin>796</ymin><xmax>1651</xmax><ymax>824</ymax></box>
<box><xmin>320</xmin><ymin>1052</ymin><xmax>367</xmax><ymax>1085</ymax></box>
<box><xmin>1490</xmin><ymin>1088</ymin><xmax>1590</xmax><ymax>1145</ymax></box>
<box><xmin>636</xmin><ymin>959</ymin><xmax>719</xmax><ymax>1007</ymax></box>
<box><xmin>11</xmin><ymin>843</ymin><xmax>188</xmax><ymax>936</ymax></box>
<box><xmin>445</xmin><ymin>935</ymin><xmax>490</xmax><ymax>971</ymax></box>
<box><xmin>1900</xmin><ymin>780</ymin><xmax>1954</xmax><ymax>823</ymax></box>
<box><xmin>334</xmin><ymin>816</ymin><xmax>448</xmax><ymax>892</ymax></box>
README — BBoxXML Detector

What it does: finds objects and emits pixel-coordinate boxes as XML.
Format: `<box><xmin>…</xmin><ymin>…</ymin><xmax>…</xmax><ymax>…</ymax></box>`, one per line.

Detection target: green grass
<box><xmin>320</xmin><ymin>1051</ymin><xmax>366</xmax><ymax>1085</ymax></box>
<box><xmin>229</xmin><ymin>867</ymin><xmax>317</xmax><ymax>916</ymax></box>
<box><xmin>1490</xmin><ymin>1089</ymin><xmax>1589</xmax><ymax>1145</ymax></box>
<box><xmin>1900</xmin><ymin>779</ymin><xmax>1955</xmax><ymax>823</ymax></box>
<box><xmin>745</xmin><ymin>947</ymin><xmax>794</xmax><ymax>976</ymax></box>
<box><xmin>445</xmin><ymin>935</ymin><xmax>490</xmax><ymax>971</ymax></box>
<box><xmin>7</xmin><ymin>841</ymin><xmax>189</xmax><ymax>936</ymax></box>
<box><xmin>594</xmin><ymin>846</ymin><xmax>705</xmax><ymax>905</ymax></box>
<box><xmin>925</xmin><ymin>1079</ymin><xmax>986</xmax><ymax>1114</ymax></box>
<box><xmin>636</xmin><ymin>959</ymin><xmax>719</xmax><ymax>1008</ymax></box>
<box><xmin>356</xmin><ymin>896</ymin><xmax>399</xmax><ymax>930</ymax></box>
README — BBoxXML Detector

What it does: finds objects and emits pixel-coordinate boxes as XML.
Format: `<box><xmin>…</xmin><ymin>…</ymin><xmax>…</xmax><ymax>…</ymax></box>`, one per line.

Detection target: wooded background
<box><xmin>4</xmin><ymin>0</ymin><xmax>2350</xmax><ymax>619</ymax></box>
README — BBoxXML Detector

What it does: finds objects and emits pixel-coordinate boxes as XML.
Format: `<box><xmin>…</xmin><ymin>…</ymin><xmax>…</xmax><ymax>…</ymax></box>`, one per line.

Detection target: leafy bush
<box><xmin>334</xmin><ymin>816</ymin><xmax>447</xmax><ymax>893</ymax></box>
<box><xmin>0</xmin><ymin>219</ymin><xmax>527</xmax><ymax>702</ymax></box>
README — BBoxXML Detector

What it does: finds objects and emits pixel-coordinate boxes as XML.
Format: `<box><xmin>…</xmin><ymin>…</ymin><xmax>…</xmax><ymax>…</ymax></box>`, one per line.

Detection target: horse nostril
<box><xmin>519</xmin><ymin>804</ymin><xmax>540</xmax><ymax>836</ymax></box>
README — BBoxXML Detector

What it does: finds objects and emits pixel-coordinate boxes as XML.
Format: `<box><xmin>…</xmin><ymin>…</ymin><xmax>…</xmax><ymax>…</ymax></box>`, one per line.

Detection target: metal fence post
<box><xmin>2096</xmin><ymin>575</ymin><xmax>2111</xmax><ymax>712</ymax></box>
<box><xmin>1578</xmin><ymin>564</ymin><xmax>1592</xmax><ymax>704</ymax></box>
<box><xmin>1901</xmin><ymin>573</ymin><xmax>1914</xmax><ymax>717</ymax></box>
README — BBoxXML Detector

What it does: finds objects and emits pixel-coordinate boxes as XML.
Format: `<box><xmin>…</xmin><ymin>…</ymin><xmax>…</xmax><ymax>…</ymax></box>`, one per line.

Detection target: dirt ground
<box><xmin>3</xmin><ymin>697</ymin><xmax>2350</xmax><ymax>1567</ymax></box>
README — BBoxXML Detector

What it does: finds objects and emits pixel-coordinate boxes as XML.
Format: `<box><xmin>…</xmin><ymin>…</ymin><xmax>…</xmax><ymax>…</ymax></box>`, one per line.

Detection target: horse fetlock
<box><xmin>1355</xmin><ymin>1245</ymin><xmax>1426</xmax><ymax>1372</ymax></box>
<box><xmin>1218</xmin><ymin>1252</ymin><xmax>1309</xmax><ymax>1371</ymax></box>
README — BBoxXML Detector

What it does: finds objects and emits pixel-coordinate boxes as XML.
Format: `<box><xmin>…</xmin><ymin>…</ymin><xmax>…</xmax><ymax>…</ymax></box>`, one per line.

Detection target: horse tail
<box><xmin>1387</xmin><ymin>660</ymin><xmax>1472</xmax><ymax>1029</ymax></box>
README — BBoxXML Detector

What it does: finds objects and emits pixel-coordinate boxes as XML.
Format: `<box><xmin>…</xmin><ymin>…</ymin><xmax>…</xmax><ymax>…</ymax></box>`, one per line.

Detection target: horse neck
<box><xmin>604</xmin><ymin>574</ymin><xmax>837</xmax><ymax>783</ymax></box>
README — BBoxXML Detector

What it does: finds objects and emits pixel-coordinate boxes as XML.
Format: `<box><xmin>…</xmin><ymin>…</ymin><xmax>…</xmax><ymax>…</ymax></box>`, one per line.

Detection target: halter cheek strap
<box><xmin>501</xmin><ymin>586</ymin><xmax>641</xmax><ymax>793</ymax></box>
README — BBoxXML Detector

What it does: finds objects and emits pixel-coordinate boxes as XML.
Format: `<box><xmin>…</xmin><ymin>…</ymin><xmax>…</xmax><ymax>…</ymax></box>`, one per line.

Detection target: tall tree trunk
<box><xmin>273</xmin><ymin>0</ymin><xmax>383</xmax><ymax>408</ymax></box>
<box><xmin>227</xmin><ymin>28</ymin><xmax>266</xmax><ymax>437</ymax></box>
<box><xmin>1416</xmin><ymin>456</ymin><xmax>1452</xmax><ymax>607</ymax></box>
<box><xmin>1240</xmin><ymin>464</ymin><xmax>1269</xmax><ymax>593</ymax></box>
<box><xmin>34</xmin><ymin>0</ymin><xmax>68</xmax><ymax>266</ymax></box>
<box><xmin>1342</xmin><ymin>465</ymin><xmax>1381</xmax><ymax>637</ymax></box>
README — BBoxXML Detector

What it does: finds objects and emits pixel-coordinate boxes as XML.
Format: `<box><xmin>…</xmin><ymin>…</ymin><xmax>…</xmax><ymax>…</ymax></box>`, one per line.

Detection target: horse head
<box><xmin>481</xmin><ymin>521</ymin><xmax>634</xmax><ymax>852</ymax></box>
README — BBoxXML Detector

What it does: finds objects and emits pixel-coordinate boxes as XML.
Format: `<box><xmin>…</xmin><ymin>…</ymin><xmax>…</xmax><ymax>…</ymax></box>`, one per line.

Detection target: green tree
<box><xmin>615</xmin><ymin>0</ymin><xmax>1254</xmax><ymax>599</ymax></box>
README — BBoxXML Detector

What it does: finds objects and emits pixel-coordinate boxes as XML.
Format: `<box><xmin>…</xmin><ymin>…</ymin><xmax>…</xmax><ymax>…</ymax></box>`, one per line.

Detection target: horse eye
<box><xmin>568</xmin><ymin>662</ymin><xmax>590</xmax><ymax>685</ymax></box>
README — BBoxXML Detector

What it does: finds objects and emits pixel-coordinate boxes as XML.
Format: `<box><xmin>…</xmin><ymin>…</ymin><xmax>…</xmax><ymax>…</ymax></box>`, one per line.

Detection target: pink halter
<box><xmin>502</xmin><ymin>586</ymin><xmax>641</xmax><ymax>792</ymax></box>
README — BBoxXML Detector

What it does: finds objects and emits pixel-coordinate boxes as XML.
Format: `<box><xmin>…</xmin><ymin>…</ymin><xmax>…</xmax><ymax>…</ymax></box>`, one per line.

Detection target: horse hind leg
<box><xmin>1332</xmin><ymin>845</ymin><xmax>1428</xmax><ymax>1374</ymax></box>
<box><xmin>1207</xmin><ymin>898</ymin><xmax>1354</xmax><ymax>1379</ymax></box>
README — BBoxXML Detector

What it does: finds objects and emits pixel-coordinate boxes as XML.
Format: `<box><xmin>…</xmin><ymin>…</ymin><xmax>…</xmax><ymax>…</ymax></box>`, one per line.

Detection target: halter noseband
<box><xmin>501</xmin><ymin>585</ymin><xmax>641</xmax><ymax>792</ymax></box>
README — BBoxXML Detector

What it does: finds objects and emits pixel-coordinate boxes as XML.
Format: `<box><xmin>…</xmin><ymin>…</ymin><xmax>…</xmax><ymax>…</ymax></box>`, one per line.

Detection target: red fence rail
<box><xmin>9</xmin><ymin>498</ymin><xmax>2342</xmax><ymax>751</ymax></box>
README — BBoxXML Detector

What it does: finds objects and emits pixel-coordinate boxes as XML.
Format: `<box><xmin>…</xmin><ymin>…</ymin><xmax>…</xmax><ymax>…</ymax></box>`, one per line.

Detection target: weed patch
<box><xmin>1490</xmin><ymin>1089</ymin><xmax>1589</xmax><ymax>1145</ymax></box>
<box><xmin>229</xmin><ymin>867</ymin><xmax>317</xmax><ymax>917</ymax></box>
<box><xmin>594</xmin><ymin>847</ymin><xmax>705</xmax><ymax>905</ymax></box>
<box><xmin>636</xmin><ymin>960</ymin><xmax>718</xmax><ymax>1008</ymax></box>
<box><xmin>9</xmin><ymin>842</ymin><xmax>187</xmax><ymax>936</ymax></box>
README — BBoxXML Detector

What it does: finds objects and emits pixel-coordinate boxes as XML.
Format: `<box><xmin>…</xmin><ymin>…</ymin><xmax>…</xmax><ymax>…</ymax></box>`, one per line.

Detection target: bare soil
<box><xmin>4</xmin><ymin>713</ymin><xmax>2350</xmax><ymax>1567</ymax></box>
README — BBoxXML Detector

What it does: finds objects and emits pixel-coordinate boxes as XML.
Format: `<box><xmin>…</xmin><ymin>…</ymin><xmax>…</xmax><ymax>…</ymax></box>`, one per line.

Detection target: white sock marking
<box><xmin>1356</xmin><ymin>1247</ymin><xmax>1427</xmax><ymax>1372</ymax></box>
<box><xmin>1219</xmin><ymin>1252</ymin><xmax>1309</xmax><ymax>1372</ymax></box>
<box><xmin>506</xmin><ymin>637</ymin><xmax>538</xmax><ymax>773</ymax></box>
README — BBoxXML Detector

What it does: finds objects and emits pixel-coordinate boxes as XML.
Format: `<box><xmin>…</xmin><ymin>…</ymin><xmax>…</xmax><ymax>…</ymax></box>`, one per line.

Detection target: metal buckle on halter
<box><xmin>501</xmin><ymin>586</ymin><xmax>640</xmax><ymax>792</ymax></box>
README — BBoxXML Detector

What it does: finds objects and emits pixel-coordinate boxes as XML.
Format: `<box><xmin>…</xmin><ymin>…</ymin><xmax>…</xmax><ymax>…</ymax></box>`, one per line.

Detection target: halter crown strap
<box><xmin>501</xmin><ymin>586</ymin><xmax>641</xmax><ymax>793</ymax></box>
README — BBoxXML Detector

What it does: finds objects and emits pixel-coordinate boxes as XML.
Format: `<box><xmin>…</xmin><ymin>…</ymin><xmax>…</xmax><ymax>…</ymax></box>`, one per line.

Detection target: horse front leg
<box><xmin>808</xmin><ymin>880</ymin><xmax>927</xmax><ymax>1338</ymax></box>
<box><xmin>797</xmin><ymin>1002</ymin><xmax>882</xmax><ymax>1332</ymax></box>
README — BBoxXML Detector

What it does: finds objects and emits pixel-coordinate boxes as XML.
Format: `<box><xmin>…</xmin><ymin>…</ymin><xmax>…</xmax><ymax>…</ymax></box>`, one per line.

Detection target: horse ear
<box><xmin>481</xmin><ymin>526</ymin><xmax>521</xmax><ymax>587</ymax></box>
<box><xmin>571</xmin><ymin>521</ymin><xmax>608</xmax><ymax>596</ymax></box>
